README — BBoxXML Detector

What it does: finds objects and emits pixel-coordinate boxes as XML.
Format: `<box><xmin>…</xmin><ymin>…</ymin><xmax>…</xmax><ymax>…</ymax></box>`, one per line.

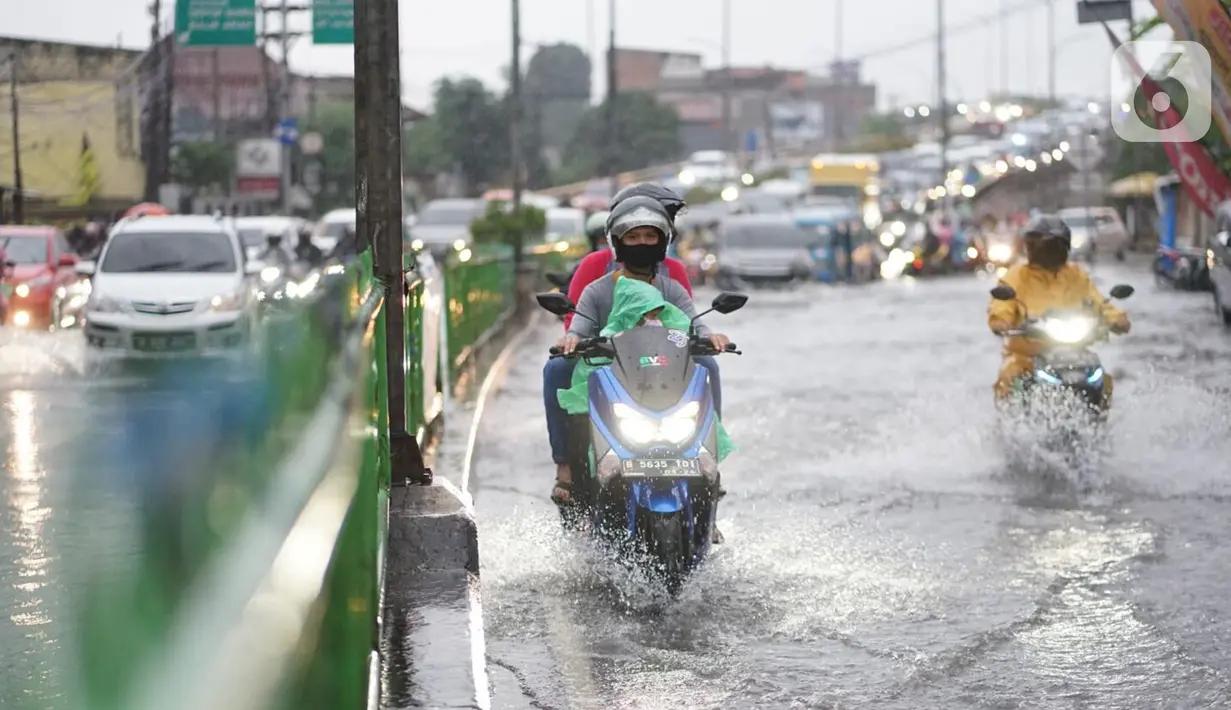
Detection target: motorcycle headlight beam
<box><xmin>612</xmin><ymin>401</ymin><xmax>700</xmax><ymax>445</ymax></box>
<box><xmin>1040</xmin><ymin>316</ymin><xmax>1097</xmax><ymax>344</ymax></box>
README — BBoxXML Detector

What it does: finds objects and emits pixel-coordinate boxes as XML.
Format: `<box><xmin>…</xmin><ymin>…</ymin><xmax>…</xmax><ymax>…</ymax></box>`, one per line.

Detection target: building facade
<box><xmin>612</xmin><ymin>48</ymin><xmax>876</xmax><ymax>158</ymax></box>
<box><xmin>0</xmin><ymin>37</ymin><xmax>147</xmax><ymax>209</ymax></box>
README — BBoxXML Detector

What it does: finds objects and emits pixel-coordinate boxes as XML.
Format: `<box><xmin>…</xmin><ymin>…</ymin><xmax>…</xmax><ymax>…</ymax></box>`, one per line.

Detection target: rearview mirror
<box><xmin>58</xmin><ymin>253</ymin><xmax>78</xmax><ymax>267</ymax></box>
<box><xmin>544</xmin><ymin>271</ymin><xmax>570</xmax><ymax>289</ymax></box>
<box><xmin>75</xmin><ymin>261</ymin><xmax>96</xmax><ymax>277</ymax></box>
<box><xmin>711</xmin><ymin>292</ymin><xmax>748</xmax><ymax>314</ymax></box>
<box><xmin>536</xmin><ymin>291</ymin><xmax>574</xmax><ymax>316</ymax></box>
<box><xmin>990</xmin><ymin>285</ymin><xmax>1016</xmax><ymax>301</ymax></box>
<box><xmin>1108</xmin><ymin>284</ymin><xmax>1134</xmax><ymax>299</ymax></box>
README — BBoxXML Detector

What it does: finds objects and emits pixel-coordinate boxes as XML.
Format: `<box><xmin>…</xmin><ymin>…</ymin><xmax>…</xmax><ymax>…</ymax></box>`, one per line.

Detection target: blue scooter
<box><xmin>536</xmin><ymin>291</ymin><xmax>745</xmax><ymax>595</ymax></box>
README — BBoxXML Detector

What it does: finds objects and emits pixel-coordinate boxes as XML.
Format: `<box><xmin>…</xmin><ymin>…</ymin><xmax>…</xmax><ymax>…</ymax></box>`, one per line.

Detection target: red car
<box><xmin>0</xmin><ymin>226</ymin><xmax>81</xmax><ymax>329</ymax></box>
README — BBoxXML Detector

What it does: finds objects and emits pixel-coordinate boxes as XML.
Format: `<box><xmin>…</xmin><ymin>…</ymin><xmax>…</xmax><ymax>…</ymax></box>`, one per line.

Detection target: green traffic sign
<box><xmin>313</xmin><ymin>0</ymin><xmax>354</xmax><ymax>44</ymax></box>
<box><xmin>174</xmin><ymin>0</ymin><xmax>257</xmax><ymax>47</ymax></box>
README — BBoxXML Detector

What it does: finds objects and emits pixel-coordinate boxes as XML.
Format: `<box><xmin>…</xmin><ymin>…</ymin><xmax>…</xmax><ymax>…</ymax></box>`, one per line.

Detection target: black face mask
<box><xmin>620</xmin><ymin>243</ymin><xmax>666</xmax><ymax>271</ymax></box>
<box><xmin>1026</xmin><ymin>239</ymin><xmax>1068</xmax><ymax>270</ymax></box>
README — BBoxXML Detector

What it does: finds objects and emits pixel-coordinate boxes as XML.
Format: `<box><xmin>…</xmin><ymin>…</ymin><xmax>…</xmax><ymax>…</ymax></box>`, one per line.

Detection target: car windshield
<box><xmin>810</xmin><ymin>185</ymin><xmax>863</xmax><ymax>201</ymax></box>
<box><xmin>101</xmin><ymin>232</ymin><xmax>237</xmax><ymax>273</ymax></box>
<box><xmin>547</xmin><ymin>217</ymin><xmax>581</xmax><ymax>236</ymax></box>
<box><xmin>317</xmin><ymin>220</ymin><xmax>353</xmax><ymax>240</ymax></box>
<box><xmin>237</xmin><ymin>228</ymin><xmax>270</xmax><ymax>247</ymax></box>
<box><xmin>418</xmin><ymin>204</ymin><xmax>479</xmax><ymax>226</ymax></box>
<box><xmin>720</xmin><ymin>223</ymin><xmax>813</xmax><ymax>248</ymax></box>
<box><xmin>736</xmin><ymin>193</ymin><xmax>791</xmax><ymax>213</ymax></box>
<box><xmin>1060</xmin><ymin>213</ymin><xmax>1108</xmax><ymax>228</ymax></box>
<box><xmin>0</xmin><ymin>236</ymin><xmax>47</xmax><ymax>264</ymax></box>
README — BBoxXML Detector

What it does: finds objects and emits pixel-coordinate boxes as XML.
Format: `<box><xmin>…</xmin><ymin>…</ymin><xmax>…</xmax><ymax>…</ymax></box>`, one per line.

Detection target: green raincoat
<box><xmin>557</xmin><ymin>276</ymin><xmax>735</xmax><ymax>461</ymax></box>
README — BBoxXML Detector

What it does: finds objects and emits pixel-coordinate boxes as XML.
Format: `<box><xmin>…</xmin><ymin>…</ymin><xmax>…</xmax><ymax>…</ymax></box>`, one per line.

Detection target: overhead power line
<box><xmin>819</xmin><ymin>0</ymin><xmax>1045</xmax><ymax>68</ymax></box>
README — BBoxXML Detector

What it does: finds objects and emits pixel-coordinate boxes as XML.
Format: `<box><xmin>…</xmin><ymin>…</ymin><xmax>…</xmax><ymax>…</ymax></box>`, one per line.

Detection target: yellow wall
<box><xmin>0</xmin><ymin>80</ymin><xmax>145</xmax><ymax>200</ymax></box>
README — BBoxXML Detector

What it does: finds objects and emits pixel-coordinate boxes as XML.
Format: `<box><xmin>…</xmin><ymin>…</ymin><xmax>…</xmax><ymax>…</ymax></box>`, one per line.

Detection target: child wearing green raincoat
<box><xmin>557</xmin><ymin>277</ymin><xmax>735</xmax><ymax>539</ymax></box>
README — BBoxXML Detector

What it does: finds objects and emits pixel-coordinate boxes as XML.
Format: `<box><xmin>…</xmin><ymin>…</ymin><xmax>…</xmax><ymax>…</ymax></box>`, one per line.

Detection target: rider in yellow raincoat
<box><xmin>987</xmin><ymin>214</ymin><xmax>1131</xmax><ymax>404</ymax></box>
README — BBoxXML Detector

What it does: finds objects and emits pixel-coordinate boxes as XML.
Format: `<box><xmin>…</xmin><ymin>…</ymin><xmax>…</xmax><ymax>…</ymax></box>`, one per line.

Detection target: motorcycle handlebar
<box><xmin>549</xmin><ymin>337</ymin><xmax>743</xmax><ymax>358</ymax></box>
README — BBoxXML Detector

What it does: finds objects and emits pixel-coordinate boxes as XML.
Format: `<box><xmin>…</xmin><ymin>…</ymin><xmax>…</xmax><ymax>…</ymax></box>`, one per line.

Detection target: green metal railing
<box><xmin>67</xmin><ymin>241</ymin><xmax>520</xmax><ymax>709</ymax></box>
<box><xmin>444</xmin><ymin>243</ymin><xmax>516</xmax><ymax>373</ymax></box>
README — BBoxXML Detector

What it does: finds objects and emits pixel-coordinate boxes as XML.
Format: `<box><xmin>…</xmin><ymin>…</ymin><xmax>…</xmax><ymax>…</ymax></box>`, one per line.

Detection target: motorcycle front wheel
<box><xmin>648</xmin><ymin>511</ymin><xmax>688</xmax><ymax>597</ymax></box>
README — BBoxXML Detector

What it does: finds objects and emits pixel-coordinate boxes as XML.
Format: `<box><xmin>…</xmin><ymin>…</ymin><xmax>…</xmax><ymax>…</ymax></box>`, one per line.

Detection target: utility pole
<box><xmin>278</xmin><ymin>0</ymin><xmax>292</xmax><ymax>214</ymax></box>
<box><xmin>999</xmin><ymin>0</ymin><xmax>1008</xmax><ymax>98</ymax></box>
<box><xmin>8</xmin><ymin>52</ymin><xmax>23</xmax><ymax>224</ymax></box>
<box><xmin>1047</xmin><ymin>0</ymin><xmax>1056</xmax><ymax>103</ymax></box>
<box><xmin>832</xmin><ymin>0</ymin><xmax>844</xmax><ymax>151</ymax></box>
<box><xmin>510</xmin><ymin>0</ymin><xmax>524</xmax><ymax>264</ymax></box>
<box><xmin>356</xmin><ymin>0</ymin><xmax>421</xmax><ymax>483</ymax></box>
<box><xmin>144</xmin><ymin>0</ymin><xmax>163</xmax><ymax>202</ymax></box>
<box><xmin>937</xmin><ymin>0</ymin><xmax>949</xmax><ymax>203</ymax></box>
<box><xmin>721</xmin><ymin>0</ymin><xmax>732</xmax><ymax>157</ymax></box>
<box><xmin>211</xmin><ymin>49</ymin><xmax>222</xmax><ymax>140</ymax></box>
<box><xmin>603</xmin><ymin>0</ymin><xmax>617</xmax><ymax>196</ymax></box>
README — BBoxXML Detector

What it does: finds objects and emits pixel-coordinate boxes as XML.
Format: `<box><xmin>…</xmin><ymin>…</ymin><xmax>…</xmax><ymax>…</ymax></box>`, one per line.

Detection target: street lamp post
<box><xmin>721</xmin><ymin>0</ymin><xmax>732</xmax><ymax>157</ymax></box>
<box><xmin>603</xmin><ymin>0</ymin><xmax>617</xmax><ymax>196</ymax></box>
<box><xmin>510</xmin><ymin>0</ymin><xmax>524</xmax><ymax>264</ymax></box>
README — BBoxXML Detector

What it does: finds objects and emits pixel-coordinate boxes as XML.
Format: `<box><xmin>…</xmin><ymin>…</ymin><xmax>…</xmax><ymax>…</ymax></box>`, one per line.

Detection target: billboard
<box><xmin>769</xmin><ymin>101</ymin><xmax>824</xmax><ymax>144</ymax></box>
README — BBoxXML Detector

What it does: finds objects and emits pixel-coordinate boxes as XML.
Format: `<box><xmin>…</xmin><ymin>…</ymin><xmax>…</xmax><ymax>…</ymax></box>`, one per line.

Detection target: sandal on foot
<box><xmin>551</xmin><ymin>480</ymin><xmax>575</xmax><ymax>506</ymax></box>
<box><xmin>711</xmin><ymin>526</ymin><xmax>725</xmax><ymax>544</ymax></box>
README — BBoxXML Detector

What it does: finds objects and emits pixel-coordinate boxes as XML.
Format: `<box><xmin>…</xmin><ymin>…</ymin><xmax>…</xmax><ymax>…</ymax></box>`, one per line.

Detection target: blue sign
<box><xmin>275</xmin><ymin>119</ymin><xmax>300</xmax><ymax>145</ymax></box>
<box><xmin>745</xmin><ymin>130</ymin><xmax>758</xmax><ymax>153</ymax></box>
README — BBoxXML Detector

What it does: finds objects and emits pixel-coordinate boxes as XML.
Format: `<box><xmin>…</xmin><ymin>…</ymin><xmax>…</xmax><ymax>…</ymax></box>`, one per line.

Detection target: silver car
<box><xmin>1058</xmin><ymin>207</ymin><xmax>1131</xmax><ymax>261</ymax></box>
<box><xmin>712</xmin><ymin>215</ymin><xmax>815</xmax><ymax>288</ymax></box>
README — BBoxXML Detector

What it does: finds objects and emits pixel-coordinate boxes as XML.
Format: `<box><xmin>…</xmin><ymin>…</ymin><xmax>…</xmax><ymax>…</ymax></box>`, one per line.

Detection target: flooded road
<box><xmin>0</xmin><ymin>331</ymin><xmax>97</xmax><ymax>707</ymax></box>
<box><xmin>471</xmin><ymin>264</ymin><xmax>1231</xmax><ymax>709</ymax></box>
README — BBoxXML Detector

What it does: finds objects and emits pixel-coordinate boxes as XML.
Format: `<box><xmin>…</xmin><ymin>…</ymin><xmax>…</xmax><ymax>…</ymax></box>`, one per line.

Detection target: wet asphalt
<box><xmin>471</xmin><ymin>262</ymin><xmax>1231</xmax><ymax>710</ymax></box>
<box><xmin>3</xmin><ymin>261</ymin><xmax>1231</xmax><ymax>709</ymax></box>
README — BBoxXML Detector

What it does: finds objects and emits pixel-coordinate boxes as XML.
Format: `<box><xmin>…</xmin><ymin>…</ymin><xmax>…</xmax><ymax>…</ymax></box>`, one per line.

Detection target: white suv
<box><xmin>78</xmin><ymin>215</ymin><xmax>263</xmax><ymax>357</ymax></box>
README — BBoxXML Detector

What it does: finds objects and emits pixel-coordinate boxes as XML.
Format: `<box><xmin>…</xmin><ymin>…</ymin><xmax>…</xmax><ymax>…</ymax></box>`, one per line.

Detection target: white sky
<box><xmin>8</xmin><ymin>0</ymin><xmax>1162</xmax><ymax>110</ymax></box>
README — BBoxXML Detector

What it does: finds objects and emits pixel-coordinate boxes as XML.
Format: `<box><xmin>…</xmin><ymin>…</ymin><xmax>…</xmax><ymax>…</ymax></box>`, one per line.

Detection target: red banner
<box><xmin>1104</xmin><ymin>23</ymin><xmax>1231</xmax><ymax>216</ymax></box>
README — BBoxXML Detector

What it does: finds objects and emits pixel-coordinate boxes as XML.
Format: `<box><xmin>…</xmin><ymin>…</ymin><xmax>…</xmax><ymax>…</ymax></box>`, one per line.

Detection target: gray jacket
<box><xmin>567</xmin><ymin>275</ymin><xmax>711</xmax><ymax>339</ymax></box>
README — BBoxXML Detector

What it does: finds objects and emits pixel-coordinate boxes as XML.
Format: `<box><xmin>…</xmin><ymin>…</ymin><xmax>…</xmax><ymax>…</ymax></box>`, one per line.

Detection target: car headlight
<box><xmin>87</xmin><ymin>295</ymin><xmax>122</xmax><ymax>313</ymax></box>
<box><xmin>988</xmin><ymin>243</ymin><xmax>1012</xmax><ymax>262</ymax></box>
<box><xmin>17</xmin><ymin>275</ymin><xmax>52</xmax><ymax>296</ymax></box>
<box><xmin>209</xmin><ymin>292</ymin><xmax>245</xmax><ymax>312</ymax></box>
<box><xmin>612</xmin><ymin>400</ymin><xmax>700</xmax><ymax>445</ymax></box>
<box><xmin>1040</xmin><ymin>316</ymin><xmax>1097</xmax><ymax>344</ymax></box>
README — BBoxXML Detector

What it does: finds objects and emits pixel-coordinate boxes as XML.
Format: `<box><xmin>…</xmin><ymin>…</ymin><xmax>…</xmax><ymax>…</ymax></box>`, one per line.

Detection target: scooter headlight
<box><xmin>612</xmin><ymin>401</ymin><xmax>701</xmax><ymax>445</ymax></box>
<box><xmin>1040</xmin><ymin>316</ymin><xmax>1098</xmax><ymax>344</ymax></box>
<box><xmin>988</xmin><ymin>243</ymin><xmax>1012</xmax><ymax>263</ymax></box>
<box><xmin>659</xmin><ymin>401</ymin><xmax>700</xmax><ymax>444</ymax></box>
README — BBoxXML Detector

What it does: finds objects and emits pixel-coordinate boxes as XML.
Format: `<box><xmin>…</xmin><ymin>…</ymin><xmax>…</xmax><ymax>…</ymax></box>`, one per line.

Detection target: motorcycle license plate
<box><xmin>1061</xmin><ymin>370</ymin><xmax>1088</xmax><ymax>385</ymax></box>
<box><xmin>621</xmin><ymin>458</ymin><xmax>701</xmax><ymax>477</ymax></box>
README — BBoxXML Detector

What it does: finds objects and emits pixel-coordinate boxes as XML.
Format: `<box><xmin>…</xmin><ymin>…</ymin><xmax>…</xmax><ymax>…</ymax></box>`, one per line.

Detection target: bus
<box><xmin>807</xmin><ymin>153</ymin><xmax>882</xmax><ymax>229</ymax></box>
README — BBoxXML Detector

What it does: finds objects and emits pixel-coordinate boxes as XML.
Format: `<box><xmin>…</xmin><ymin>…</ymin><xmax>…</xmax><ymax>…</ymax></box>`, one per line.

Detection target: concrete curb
<box><xmin>379</xmin><ymin>311</ymin><xmax>546</xmax><ymax>710</ymax></box>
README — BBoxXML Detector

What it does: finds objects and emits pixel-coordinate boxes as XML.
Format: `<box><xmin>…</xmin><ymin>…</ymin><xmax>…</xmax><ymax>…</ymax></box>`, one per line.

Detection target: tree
<box><xmin>171</xmin><ymin>141</ymin><xmax>234</xmax><ymax>191</ymax></box>
<box><xmin>431</xmin><ymin>78</ymin><xmax>509</xmax><ymax>195</ymax></box>
<box><xmin>403</xmin><ymin>116</ymin><xmax>451</xmax><ymax>180</ymax></box>
<box><xmin>559</xmin><ymin>91</ymin><xmax>681</xmax><ymax>182</ymax></box>
<box><xmin>303</xmin><ymin>101</ymin><xmax>357</xmax><ymax>212</ymax></box>
<box><xmin>525</xmin><ymin>43</ymin><xmax>591</xmax><ymax>101</ymax></box>
<box><xmin>525</xmin><ymin>43</ymin><xmax>592</xmax><ymax>151</ymax></box>
<box><xmin>468</xmin><ymin>200</ymin><xmax>545</xmax><ymax>246</ymax></box>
